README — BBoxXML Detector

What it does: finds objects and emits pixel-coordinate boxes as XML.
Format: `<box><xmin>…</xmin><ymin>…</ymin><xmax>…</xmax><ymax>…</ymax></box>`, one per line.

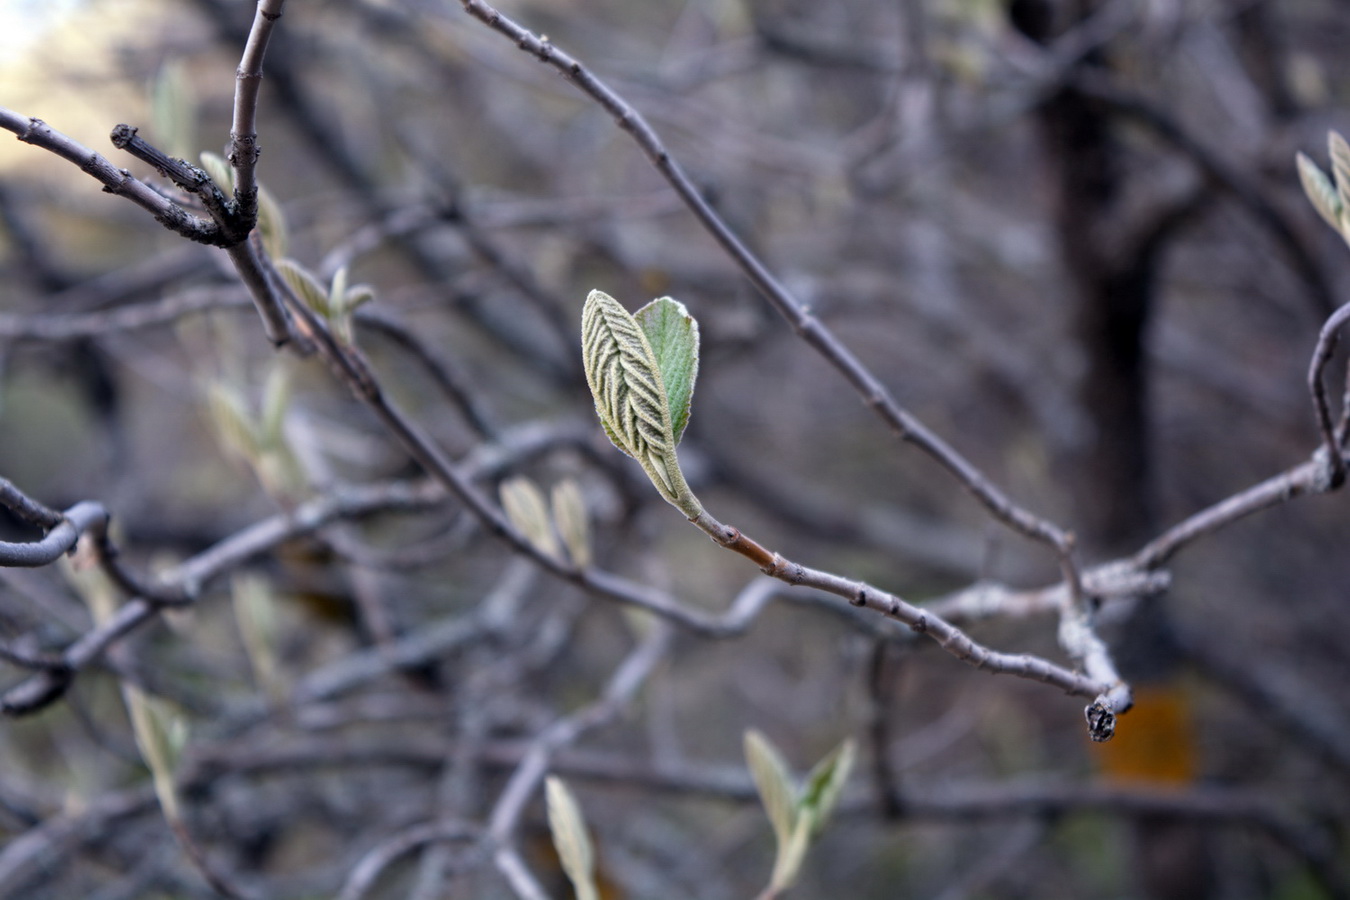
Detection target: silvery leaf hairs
<box><xmin>581</xmin><ymin>290</ymin><xmax>702</xmax><ymax>518</ymax></box>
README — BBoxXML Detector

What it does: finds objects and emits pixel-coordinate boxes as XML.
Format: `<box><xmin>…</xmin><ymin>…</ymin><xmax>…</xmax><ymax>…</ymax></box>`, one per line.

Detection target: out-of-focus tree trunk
<box><xmin>1009</xmin><ymin>2</ymin><xmax>1211</xmax><ymax>898</ymax></box>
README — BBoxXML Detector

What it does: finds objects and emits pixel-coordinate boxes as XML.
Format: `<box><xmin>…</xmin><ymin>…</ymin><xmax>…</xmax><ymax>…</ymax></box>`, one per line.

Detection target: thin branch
<box><xmin>1307</xmin><ymin>302</ymin><xmax>1350</xmax><ymax>488</ymax></box>
<box><xmin>0</xmin><ymin>502</ymin><xmax>107</xmax><ymax>569</ymax></box>
<box><xmin>493</xmin><ymin>845</ymin><xmax>550</xmax><ymax>900</ymax></box>
<box><xmin>483</xmin><ymin>622</ymin><xmax>671</xmax><ymax>896</ymax></box>
<box><xmin>0</xmin><ymin>480</ymin><xmax>446</xmax><ymax>715</ymax></box>
<box><xmin>227</xmin><ymin>234</ymin><xmax>299</xmax><ymax>348</ymax></box>
<box><xmin>486</xmin><ymin>622</ymin><xmax>673</xmax><ymax>842</ymax></box>
<box><xmin>0</xmin><ymin>108</ymin><xmax>294</xmax><ymax>345</ymax></box>
<box><xmin>355</xmin><ymin>307</ymin><xmax>499</xmax><ymax>439</ymax></box>
<box><xmin>1131</xmin><ymin>451</ymin><xmax>1340</xmax><ymax>570</ymax></box>
<box><xmin>682</xmin><ymin>507</ymin><xmax>1125</xmax><ymax>730</ymax></box>
<box><xmin>0</xmin><ymin>288</ymin><xmax>251</xmax><ymax>343</ymax></box>
<box><xmin>0</xmin><ymin>108</ymin><xmax>221</xmax><ymax>245</ymax></box>
<box><xmin>110</xmin><ymin>124</ymin><xmax>240</xmax><ymax>240</ymax></box>
<box><xmin>0</xmin><ymin>478</ymin><xmax>64</xmax><ymax>530</ymax></box>
<box><xmin>229</xmin><ymin>0</ymin><xmax>288</xmax><ymax>221</ymax></box>
<box><xmin>337</xmin><ymin>821</ymin><xmax>477</xmax><ymax>900</ymax></box>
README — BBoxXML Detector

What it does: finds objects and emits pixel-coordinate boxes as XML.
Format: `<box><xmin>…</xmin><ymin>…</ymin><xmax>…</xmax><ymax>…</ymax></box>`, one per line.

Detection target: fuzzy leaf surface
<box><xmin>581</xmin><ymin>290</ymin><xmax>677</xmax><ymax>495</ymax></box>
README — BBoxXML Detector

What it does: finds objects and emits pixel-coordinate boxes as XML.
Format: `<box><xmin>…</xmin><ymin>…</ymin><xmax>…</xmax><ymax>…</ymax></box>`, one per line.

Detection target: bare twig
<box><xmin>1131</xmin><ymin>452</ymin><xmax>1341</xmax><ymax>570</ymax></box>
<box><xmin>683</xmin><ymin>507</ymin><xmax>1125</xmax><ymax>728</ymax></box>
<box><xmin>0</xmin><ymin>478</ymin><xmax>65</xmax><ymax>530</ymax></box>
<box><xmin>1307</xmin><ymin>302</ymin><xmax>1350</xmax><ymax>488</ymax></box>
<box><xmin>337</xmin><ymin>820</ymin><xmax>477</xmax><ymax>900</ymax></box>
<box><xmin>0</xmin><ymin>502</ymin><xmax>107</xmax><ymax>569</ymax></box>
<box><xmin>0</xmin><ymin>479</ymin><xmax>446</xmax><ymax>715</ymax></box>
<box><xmin>355</xmin><ymin>307</ymin><xmax>500</xmax><ymax>439</ymax></box>
<box><xmin>229</xmin><ymin>0</ymin><xmax>288</xmax><ymax>221</ymax></box>
<box><xmin>0</xmin><ymin>288</ymin><xmax>251</xmax><ymax>343</ymax></box>
<box><xmin>486</xmin><ymin>622</ymin><xmax>673</xmax><ymax>842</ymax></box>
<box><xmin>484</xmin><ymin>621</ymin><xmax>671</xmax><ymax>895</ymax></box>
<box><xmin>0</xmin><ymin>109</ymin><xmax>221</xmax><ymax>245</ymax></box>
<box><xmin>0</xmin><ymin>108</ymin><xmax>294</xmax><ymax>345</ymax></box>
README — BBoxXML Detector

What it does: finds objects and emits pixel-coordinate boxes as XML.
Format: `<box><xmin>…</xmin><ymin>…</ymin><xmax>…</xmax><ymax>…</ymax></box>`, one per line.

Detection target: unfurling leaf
<box><xmin>501</xmin><ymin>477</ymin><xmax>562</xmax><ymax>560</ymax></box>
<box><xmin>123</xmin><ymin>683</ymin><xmax>189</xmax><ymax>824</ymax></box>
<box><xmin>1329</xmin><ymin>132</ymin><xmax>1350</xmax><ymax>217</ymax></box>
<box><xmin>256</xmin><ymin>183</ymin><xmax>288</xmax><ymax>258</ymax></box>
<box><xmin>232</xmin><ymin>573</ymin><xmax>283</xmax><ymax>702</ymax></box>
<box><xmin>199</xmin><ymin>151</ymin><xmax>233</xmax><ymax>193</ymax></box>
<box><xmin>329</xmin><ymin>266</ymin><xmax>349</xmax><ymax>317</ymax></box>
<box><xmin>634</xmin><ymin>296</ymin><xmax>699</xmax><ymax>445</ymax></box>
<box><xmin>546</xmin><ymin>777</ymin><xmax>600</xmax><ymax>900</ymax></box>
<box><xmin>551</xmin><ymin>478</ymin><xmax>592</xmax><ymax>568</ymax></box>
<box><xmin>747</xmin><ymin>731</ymin><xmax>857</xmax><ymax>896</ymax></box>
<box><xmin>799</xmin><ymin>738</ymin><xmax>856</xmax><ymax>837</ymax></box>
<box><xmin>773</xmin><ymin>815</ymin><xmax>813</xmax><ymax>895</ymax></box>
<box><xmin>343</xmin><ymin>284</ymin><xmax>376</xmax><ymax>313</ymax></box>
<box><xmin>151</xmin><ymin>61</ymin><xmax>196</xmax><ymax>160</ymax></box>
<box><xmin>259</xmin><ymin>362</ymin><xmax>291</xmax><ymax>449</ymax></box>
<box><xmin>207</xmin><ymin>382</ymin><xmax>260</xmax><ymax>464</ymax></box>
<box><xmin>1298</xmin><ymin>153</ymin><xmax>1342</xmax><ymax>232</ymax></box>
<box><xmin>581</xmin><ymin>290</ymin><xmax>702</xmax><ymax>517</ymax></box>
<box><xmin>274</xmin><ymin>258</ymin><xmax>330</xmax><ymax>317</ymax></box>
<box><xmin>745</xmin><ymin>730</ymin><xmax>797</xmax><ymax>848</ymax></box>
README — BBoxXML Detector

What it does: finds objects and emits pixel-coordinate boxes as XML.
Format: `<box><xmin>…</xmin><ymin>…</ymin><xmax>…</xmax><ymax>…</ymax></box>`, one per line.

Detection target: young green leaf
<box><xmin>581</xmin><ymin>290</ymin><xmax>702</xmax><ymax>517</ymax></box>
<box><xmin>1329</xmin><ymin>132</ymin><xmax>1350</xmax><ymax>220</ymax></box>
<box><xmin>329</xmin><ymin>266</ymin><xmax>349</xmax><ymax>317</ymax></box>
<box><xmin>199</xmin><ymin>151</ymin><xmax>234</xmax><ymax>193</ymax></box>
<box><xmin>232</xmin><ymin>573</ymin><xmax>283</xmax><ymax>702</ymax></box>
<box><xmin>546</xmin><ymin>776</ymin><xmax>600</xmax><ymax>900</ymax></box>
<box><xmin>1297</xmin><ymin>153</ymin><xmax>1342</xmax><ymax>232</ymax></box>
<box><xmin>745</xmin><ymin>730</ymin><xmax>797</xmax><ymax>849</ymax></box>
<box><xmin>501</xmin><ymin>477</ymin><xmax>563</xmax><ymax>560</ymax></box>
<box><xmin>256</xmin><ymin>183</ymin><xmax>289</xmax><ymax>259</ymax></box>
<box><xmin>770</xmin><ymin>814</ymin><xmax>813</xmax><ymax>895</ymax></box>
<box><xmin>551</xmin><ymin>478</ymin><xmax>592</xmax><ymax>568</ymax></box>
<box><xmin>259</xmin><ymin>362</ymin><xmax>290</xmax><ymax>450</ymax></box>
<box><xmin>344</xmin><ymin>284</ymin><xmax>376</xmax><ymax>313</ymax></box>
<box><xmin>123</xmin><ymin>683</ymin><xmax>189</xmax><ymax>824</ymax></box>
<box><xmin>634</xmin><ymin>296</ymin><xmax>699</xmax><ymax>445</ymax></box>
<box><xmin>151</xmin><ymin>61</ymin><xmax>196</xmax><ymax>160</ymax></box>
<box><xmin>799</xmin><ymin>738</ymin><xmax>856</xmax><ymax>837</ymax></box>
<box><xmin>274</xmin><ymin>258</ymin><xmax>330</xmax><ymax>318</ymax></box>
<box><xmin>207</xmin><ymin>382</ymin><xmax>261</xmax><ymax>464</ymax></box>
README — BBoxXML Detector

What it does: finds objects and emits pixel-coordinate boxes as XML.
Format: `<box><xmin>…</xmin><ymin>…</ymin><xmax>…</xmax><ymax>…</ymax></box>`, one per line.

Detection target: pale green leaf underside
<box><xmin>634</xmin><ymin>296</ymin><xmax>699</xmax><ymax>445</ymax></box>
